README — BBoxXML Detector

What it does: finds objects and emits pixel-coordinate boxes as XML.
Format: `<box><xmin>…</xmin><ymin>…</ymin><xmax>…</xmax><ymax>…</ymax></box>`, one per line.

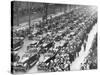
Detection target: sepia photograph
<box><xmin>11</xmin><ymin>1</ymin><xmax>98</xmax><ymax>74</ymax></box>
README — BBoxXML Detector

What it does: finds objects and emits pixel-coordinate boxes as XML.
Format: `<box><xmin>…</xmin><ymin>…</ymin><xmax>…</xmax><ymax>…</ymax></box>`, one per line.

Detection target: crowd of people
<box><xmin>30</xmin><ymin>6</ymin><xmax>97</xmax><ymax>72</ymax></box>
<box><xmin>12</xmin><ymin>5</ymin><xmax>97</xmax><ymax>73</ymax></box>
<box><xmin>81</xmin><ymin>33</ymin><xmax>97</xmax><ymax>70</ymax></box>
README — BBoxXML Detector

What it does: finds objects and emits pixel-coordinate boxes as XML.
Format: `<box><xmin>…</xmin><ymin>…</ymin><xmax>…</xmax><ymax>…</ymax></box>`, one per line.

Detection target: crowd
<box><xmin>33</xmin><ymin>6</ymin><xmax>97</xmax><ymax>72</ymax></box>
<box><xmin>12</xmin><ymin>6</ymin><xmax>97</xmax><ymax>73</ymax></box>
<box><xmin>81</xmin><ymin>33</ymin><xmax>97</xmax><ymax>70</ymax></box>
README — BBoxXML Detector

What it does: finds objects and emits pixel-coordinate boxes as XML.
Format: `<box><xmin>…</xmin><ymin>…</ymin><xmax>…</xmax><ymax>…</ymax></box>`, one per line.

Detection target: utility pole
<box><xmin>16</xmin><ymin>2</ymin><xmax>19</xmax><ymax>26</ymax></box>
<box><xmin>43</xmin><ymin>3</ymin><xmax>48</xmax><ymax>24</ymax></box>
<box><xmin>27</xmin><ymin>2</ymin><xmax>31</xmax><ymax>34</ymax></box>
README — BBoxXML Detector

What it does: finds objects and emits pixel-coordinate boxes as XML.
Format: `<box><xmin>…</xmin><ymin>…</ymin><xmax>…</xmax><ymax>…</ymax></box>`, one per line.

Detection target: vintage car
<box><xmin>11</xmin><ymin>52</ymin><xmax>20</xmax><ymax>63</ymax></box>
<box><xmin>39</xmin><ymin>42</ymin><xmax>54</xmax><ymax>54</ymax></box>
<box><xmin>27</xmin><ymin>41</ymin><xmax>38</xmax><ymax>50</ymax></box>
<box><xmin>37</xmin><ymin>55</ymin><xmax>51</xmax><ymax>71</ymax></box>
<box><xmin>28</xmin><ymin>34</ymin><xmax>41</xmax><ymax>41</ymax></box>
<box><xmin>13</xmin><ymin>53</ymin><xmax>40</xmax><ymax>72</ymax></box>
<box><xmin>11</xmin><ymin>52</ymin><xmax>20</xmax><ymax>73</ymax></box>
<box><xmin>12</xmin><ymin>37</ymin><xmax>24</xmax><ymax>51</ymax></box>
<box><xmin>28</xmin><ymin>34</ymin><xmax>35</xmax><ymax>40</ymax></box>
<box><xmin>37</xmin><ymin>53</ymin><xmax>57</xmax><ymax>71</ymax></box>
<box><xmin>37</xmin><ymin>62</ymin><xmax>48</xmax><ymax>71</ymax></box>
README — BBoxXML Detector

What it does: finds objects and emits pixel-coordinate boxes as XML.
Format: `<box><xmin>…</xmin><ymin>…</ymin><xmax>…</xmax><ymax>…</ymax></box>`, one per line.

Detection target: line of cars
<box><xmin>12</xmin><ymin>30</ymin><xmax>41</xmax><ymax>73</ymax></box>
<box><xmin>12</xmin><ymin>36</ymin><xmax>41</xmax><ymax>73</ymax></box>
<box><xmin>35</xmin><ymin>7</ymin><xmax>97</xmax><ymax>72</ymax></box>
<box><xmin>12</xmin><ymin>5</ymin><xmax>97</xmax><ymax>73</ymax></box>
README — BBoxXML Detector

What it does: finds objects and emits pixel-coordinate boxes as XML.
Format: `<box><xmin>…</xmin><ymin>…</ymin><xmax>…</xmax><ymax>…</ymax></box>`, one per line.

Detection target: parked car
<box><xmin>27</xmin><ymin>41</ymin><xmax>38</xmax><ymax>50</ymax></box>
<box><xmin>14</xmin><ymin>53</ymin><xmax>40</xmax><ymax>72</ymax></box>
<box><xmin>37</xmin><ymin>53</ymin><xmax>57</xmax><ymax>71</ymax></box>
<box><xmin>12</xmin><ymin>38</ymin><xmax>24</xmax><ymax>51</ymax></box>
<box><xmin>11</xmin><ymin>52</ymin><xmax>20</xmax><ymax>73</ymax></box>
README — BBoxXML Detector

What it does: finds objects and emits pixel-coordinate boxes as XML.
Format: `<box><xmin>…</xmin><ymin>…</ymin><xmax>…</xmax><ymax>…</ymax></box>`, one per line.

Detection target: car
<box><xmin>14</xmin><ymin>53</ymin><xmax>40</xmax><ymax>72</ymax></box>
<box><xmin>44</xmin><ymin>42</ymin><xmax>54</xmax><ymax>49</ymax></box>
<box><xmin>37</xmin><ymin>55</ymin><xmax>51</xmax><ymax>71</ymax></box>
<box><xmin>37</xmin><ymin>62</ymin><xmax>47</xmax><ymax>71</ymax></box>
<box><xmin>11</xmin><ymin>52</ymin><xmax>20</xmax><ymax>63</ymax></box>
<box><xmin>27</xmin><ymin>41</ymin><xmax>38</xmax><ymax>50</ymax></box>
<box><xmin>11</xmin><ymin>52</ymin><xmax>20</xmax><ymax>73</ymax></box>
<box><xmin>37</xmin><ymin>53</ymin><xmax>57</xmax><ymax>71</ymax></box>
<box><xmin>28</xmin><ymin>34</ymin><xmax>35</xmax><ymax>40</ymax></box>
<box><xmin>12</xmin><ymin>38</ymin><xmax>24</xmax><ymax>51</ymax></box>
